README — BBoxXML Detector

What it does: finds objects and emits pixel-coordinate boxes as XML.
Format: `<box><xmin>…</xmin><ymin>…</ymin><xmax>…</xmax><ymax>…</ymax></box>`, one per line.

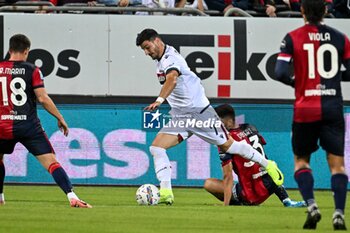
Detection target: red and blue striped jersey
<box><xmin>0</xmin><ymin>61</ymin><xmax>44</xmax><ymax>139</ymax></box>
<box><xmin>277</xmin><ymin>23</ymin><xmax>350</xmax><ymax>122</ymax></box>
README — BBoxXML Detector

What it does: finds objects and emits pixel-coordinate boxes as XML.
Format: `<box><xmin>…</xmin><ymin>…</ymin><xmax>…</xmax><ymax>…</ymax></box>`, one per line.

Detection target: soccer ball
<box><xmin>136</xmin><ymin>184</ymin><xmax>160</xmax><ymax>205</ymax></box>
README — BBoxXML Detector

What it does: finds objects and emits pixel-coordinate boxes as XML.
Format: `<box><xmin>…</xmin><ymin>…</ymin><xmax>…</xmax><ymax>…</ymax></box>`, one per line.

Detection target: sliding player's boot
<box><xmin>283</xmin><ymin>198</ymin><xmax>306</xmax><ymax>208</ymax></box>
<box><xmin>266</xmin><ymin>160</ymin><xmax>284</xmax><ymax>186</ymax></box>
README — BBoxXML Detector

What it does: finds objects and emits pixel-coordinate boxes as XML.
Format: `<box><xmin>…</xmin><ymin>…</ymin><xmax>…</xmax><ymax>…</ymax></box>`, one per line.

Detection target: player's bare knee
<box><xmin>329</xmin><ymin>164</ymin><xmax>345</xmax><ymax>175</ymax></box>
<box><xmin>204</xmin><ymin>179</ymin><xmax>213</xmax><ymax>191</ymax></box>
<box><xmin>294</xmin><ymin>164</ymin><xmax>310</xmax><ymax>172</ymax></box>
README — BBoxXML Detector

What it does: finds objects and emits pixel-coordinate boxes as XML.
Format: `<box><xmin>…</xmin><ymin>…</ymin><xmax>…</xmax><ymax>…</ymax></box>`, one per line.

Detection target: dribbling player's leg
<box><xmin>36</xmin><ymin>153</ymin><xmax>92</xmax><ymax>208</ymax></box>
<box><xmin>219</xmin><ymin>138</ymin><xmax>269</xmax><ymax>167</ymax></box>
<box><xmin>0</xmin><ymin>154</ymin><xmax>5</xmax><ymax>205</ymax></box>
<box><xmin>328</xmin><ymin>153</ymin><xmax>348</xmax><ymax>230</ymax></box>
<box><xmin>219</xmin><ymin>138</ymin><xmax>284</xmax><ymax>186</ymax></box>
<box><xmin>150</xmin><ymin>133</ymin><xmax>180</xmax><ymax>204</ymax></box>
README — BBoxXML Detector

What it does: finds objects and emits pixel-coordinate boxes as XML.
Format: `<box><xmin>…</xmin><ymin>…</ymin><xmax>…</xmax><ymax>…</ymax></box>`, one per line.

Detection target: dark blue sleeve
<box><xmin>275</xmin><ymin>60</ymin><xmax>295</xmax><ymax>87</ymax></box>
<box><xmin>275</xmin><ymin>34</ymin><xmax>295</xmax><ymax>87</ymax></box>
<box><xmin>219</xmin><ymin>152</ymin><xmax>232</xmax><ymax>163</ymax></box>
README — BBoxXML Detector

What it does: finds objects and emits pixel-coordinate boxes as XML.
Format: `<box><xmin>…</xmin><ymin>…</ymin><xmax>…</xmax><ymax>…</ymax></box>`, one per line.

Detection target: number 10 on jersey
<box><xmin>303</xmin><ymin>43</ymin><xmax>338</xmax><ymax>79</ymax></box>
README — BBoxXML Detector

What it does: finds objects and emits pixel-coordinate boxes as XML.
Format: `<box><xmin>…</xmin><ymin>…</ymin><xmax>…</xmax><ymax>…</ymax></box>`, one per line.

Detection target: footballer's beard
<box><xmin>149</xmin><ymin>47</ymin><xmax>161</xmax><ymax>60</ymax></box>
<box><xmin>150</xmin><ymin>53</ymin><xmax>158</xmax><ymax>60</ymax></box>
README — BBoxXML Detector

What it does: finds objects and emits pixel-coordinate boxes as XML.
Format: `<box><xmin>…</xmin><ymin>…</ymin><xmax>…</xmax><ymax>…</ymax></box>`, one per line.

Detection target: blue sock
<box><xmin>294</xmin><ymin>168</ymin><xmax>315</xmax><ymax>206</ymax></box>
<box><xmin>331</xmin><ymin>173</ymin><xmax>348</xmax><ymax>214</ymax></box>
<box><xmin>49</xmin><ymin>162</ymin><xmax>73</xmax><ymax>194</ymax></box>
<box><xmin>0</xmin><ymin>161</ymin><xmax>4</xmax><ymax>193</ymax></box>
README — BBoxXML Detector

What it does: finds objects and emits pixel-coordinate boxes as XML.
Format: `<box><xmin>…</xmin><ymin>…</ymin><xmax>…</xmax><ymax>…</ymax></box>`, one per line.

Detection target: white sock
<box><xmin>67</xmin><ymin>191</ymin><xmax>79</xmax><ymax>201</ymax></box>
<box><xmin>160</xmin><ymin>181</ymin><xmax>172</xmax><ymax>189</ymax></box>
<box><xmin>0</xmin><ymin>193</ymin><xmax>4</xmax><ymax>202</ymax></box>
<box><xmin>150</xmin><ymin>146</ymin><xmax>172</xmax><ymax>190</ymax></box>
<box><xmin>225</xmin><ymin>140</ymin><xmax>268</xmax><ymax>168</ymax></box>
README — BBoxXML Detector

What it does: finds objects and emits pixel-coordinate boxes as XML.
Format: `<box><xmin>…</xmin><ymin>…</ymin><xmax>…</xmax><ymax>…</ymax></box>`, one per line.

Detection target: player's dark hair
<box><xmin>136</xmin><ymin>29</ymin><xmax>161</xmax><ymax>46</ymax></box>
<box><xmin>302</xmin><ymin>0</ymin><xmax>326</xmax><ymax>24</ymax></box>
<box><xmin>9</xmin><ymin>34</ymin><xmax>31</xmax><ymax>53</ymax></box>
<box><xmin>214</xmin><ymin>104</ymin><xmax>236</xmax><ymax>121</ymax></box>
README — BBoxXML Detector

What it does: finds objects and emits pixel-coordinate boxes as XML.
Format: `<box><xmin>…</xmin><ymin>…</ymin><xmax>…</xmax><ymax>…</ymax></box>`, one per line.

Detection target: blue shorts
<box><xmin>0</xmin><ymin>122</ymin><xmax>54</xmax><ymax>156</ymax></box>
<box><xmin>292</xmin><ymin>117</ymin><xmax>345</xmax><ymax>157</ymax></box>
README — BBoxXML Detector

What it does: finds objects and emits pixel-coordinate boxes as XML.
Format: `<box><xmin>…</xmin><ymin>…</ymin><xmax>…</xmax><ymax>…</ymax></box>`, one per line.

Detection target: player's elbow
<box><xmin>36</xmin><ymin>94</ymin><xmax>50</xmax><ymax>104</ymax></box>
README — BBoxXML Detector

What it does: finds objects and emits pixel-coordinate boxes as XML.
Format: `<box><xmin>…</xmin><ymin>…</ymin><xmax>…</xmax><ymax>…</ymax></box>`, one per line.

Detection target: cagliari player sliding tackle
<box><xmin>136</xmin><ymin>28</ymin><xmax>284</xmax><ymax>205</ymax></box>
<box><xmin>275</xmin><ymin>0</ymin><xmax>350</xmax><ymax>229</ymax></box>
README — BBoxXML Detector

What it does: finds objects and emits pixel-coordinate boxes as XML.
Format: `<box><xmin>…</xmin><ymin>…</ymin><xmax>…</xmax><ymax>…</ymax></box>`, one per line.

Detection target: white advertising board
<box><xmin>2</xmin><ymin>14</ymin><xmax>109</xmax><ymax>95</ymax></box>
<box><xmin>1</xmin><ymin>14</ymin><xmax>349</xmax><ymax>100</ymax></box>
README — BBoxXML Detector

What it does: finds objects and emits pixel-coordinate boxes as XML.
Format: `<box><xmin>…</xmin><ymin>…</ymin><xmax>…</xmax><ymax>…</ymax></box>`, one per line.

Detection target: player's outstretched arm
<box><xmin>222</xmin><ymin>162</ymin><xmax>234</xmax><ymax>206</ymax></box>
<box><xmin>274</xmin><ymin>59</ymin><xmax>295</xmax><ymax>87</ymax></box>
<box><xmin>34</xmin><ymin>87</ymin><xmax>69</xmax><ymax>136</ymax></box>
<box><xmin>144</xmin><ymin>70</ymin><xmax>178</xmax><ymax>111</ymax></box>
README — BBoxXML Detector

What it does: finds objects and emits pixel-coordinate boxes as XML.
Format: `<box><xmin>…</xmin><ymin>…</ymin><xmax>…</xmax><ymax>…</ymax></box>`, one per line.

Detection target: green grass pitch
<box><xmin>0</xmin><ymin>185</ymin><xmax>347</xmax><ymax>233</ymax></box>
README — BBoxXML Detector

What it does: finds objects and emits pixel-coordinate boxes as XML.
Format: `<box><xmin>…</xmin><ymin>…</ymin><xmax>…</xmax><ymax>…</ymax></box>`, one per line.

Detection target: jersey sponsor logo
<box><xmin>1</xmin><ymin>114</ymin><xmax>27</xmax><ymax>120</ymax></box>
<box><xmin>305</xmin><ymin>89</ymin><xmax>336</xmax><ymax>96</ymax></box>
<box><xmin>305</xmin><ymin>84</ymin><xmax>337</xmax><ymax>96</ymax></box>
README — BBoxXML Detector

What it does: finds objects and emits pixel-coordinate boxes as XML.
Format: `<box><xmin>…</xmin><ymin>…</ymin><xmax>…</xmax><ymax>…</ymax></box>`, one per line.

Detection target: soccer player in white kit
<box><xmin>136</xmin><ymin>29</ymin><xmax>284</xmax><ymax>205</ymax></box>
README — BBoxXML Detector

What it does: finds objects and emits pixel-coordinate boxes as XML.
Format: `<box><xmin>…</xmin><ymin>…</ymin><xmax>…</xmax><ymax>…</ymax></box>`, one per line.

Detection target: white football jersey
<box><xmin>156</xmin><ymin>45</ymin><xmax>210</xmax><ymax>110</ymax></box>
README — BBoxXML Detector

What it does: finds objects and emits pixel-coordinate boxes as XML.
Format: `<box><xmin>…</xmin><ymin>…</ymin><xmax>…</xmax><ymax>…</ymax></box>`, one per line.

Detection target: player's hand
<box><xmin>144</xmin><ymin>101</ymin><xmax>161</xmax><ymax>111</ymax></box>
<box><xmin>58</xmin><ymin>119</ymin><xmax>69</xmax><ymax>137</ymax></box>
